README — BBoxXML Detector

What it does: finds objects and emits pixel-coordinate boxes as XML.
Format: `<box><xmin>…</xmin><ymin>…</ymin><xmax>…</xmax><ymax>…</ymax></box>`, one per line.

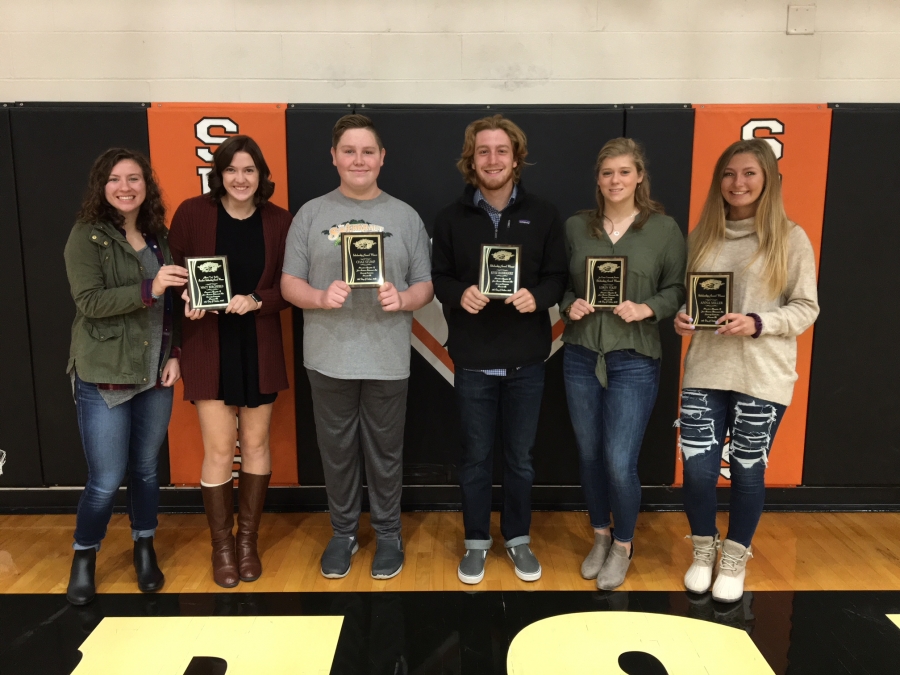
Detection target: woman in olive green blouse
<box><xmin>560</xmin><ymin>138</ymin><xmax>686</xmax><ymax>590</ymax></box>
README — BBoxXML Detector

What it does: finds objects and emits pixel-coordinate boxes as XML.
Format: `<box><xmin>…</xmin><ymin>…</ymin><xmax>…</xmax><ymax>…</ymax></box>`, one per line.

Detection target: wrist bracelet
<box><xmin>747</xmin><ymin>312</ymin><xmax>763</xmax><ymax>339</ymax></box>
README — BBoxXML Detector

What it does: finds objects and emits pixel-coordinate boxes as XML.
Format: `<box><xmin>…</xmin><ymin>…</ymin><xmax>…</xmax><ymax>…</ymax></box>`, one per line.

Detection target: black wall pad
<box><xmin>10</xmin><ymin>103</ymin><xmax>157</xmax><ymax>486</ymax></box>
<box><xmin>0</xmin><ymin>106</ymin><xmax>43</xmax><ymax>487</ymax></box>
<box><xmin>804</xmin><ymin>106</ymin><xmax>900</xmax><ymax>486</ymax></box>
<box><xmin>3</xmin><ymin>485</ymin><xmax>899</xmax><ymax>514</ymax></box>
<box><xmin>285</xmin><ymin>104</ymin><xmax>355</xmax><ymax>213</ymax></box>
<box><xmin>284</xmin><ymin>105</ymin><xmax>358</xmax><ymax>486</ymax></box>
<box><xmin>624</xmin><ymin>106</ymin><xmax>695</xmax><ymax>485</ymax></box>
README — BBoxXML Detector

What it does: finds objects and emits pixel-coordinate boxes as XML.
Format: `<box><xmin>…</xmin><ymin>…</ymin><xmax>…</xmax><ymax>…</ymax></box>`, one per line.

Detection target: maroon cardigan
<box><xmin>168</xmin><ymin>195</ymin><xmax>292</xmax><ymax>401</ymax></box>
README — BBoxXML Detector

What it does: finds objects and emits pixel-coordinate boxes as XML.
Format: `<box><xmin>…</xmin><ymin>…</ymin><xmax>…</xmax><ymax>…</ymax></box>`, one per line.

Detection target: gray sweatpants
<box><xmin>306</xmin><ymin>369</ymin><xmax>407</xmax><ymax>539</ymax></box>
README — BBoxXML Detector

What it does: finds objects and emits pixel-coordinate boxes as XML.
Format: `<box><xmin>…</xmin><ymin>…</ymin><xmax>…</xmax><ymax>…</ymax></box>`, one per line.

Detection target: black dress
<box><xmin>215</xmin><ymin>203</ymin><xmax>276</xmax><ymax>408</ymax></box>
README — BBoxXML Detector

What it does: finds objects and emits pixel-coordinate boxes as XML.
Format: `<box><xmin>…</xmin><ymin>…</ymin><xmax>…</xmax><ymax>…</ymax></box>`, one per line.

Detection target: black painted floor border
<box><xmin>2</xmin><ymin>590</ymin><xmax>900</xmax><ymax>674</ymax></box>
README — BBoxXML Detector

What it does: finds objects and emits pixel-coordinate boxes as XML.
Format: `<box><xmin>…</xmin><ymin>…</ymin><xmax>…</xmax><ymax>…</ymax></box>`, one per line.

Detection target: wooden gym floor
<box><xmin>2</xmin><ymin>511</ymin><xmax>899</xmax><ymax>595</ymax></box>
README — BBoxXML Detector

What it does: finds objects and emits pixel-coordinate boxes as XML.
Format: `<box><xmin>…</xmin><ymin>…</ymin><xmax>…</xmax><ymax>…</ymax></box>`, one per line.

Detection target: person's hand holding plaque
<box><xmin>714</xmin><ymin>313</ymin><xmax>757</xmax><ymax>337</ymax></box>
<box><xmin>461</xmin><ymin>285</ymin><xmax>489</xmax><ymax>314</ymax></box>
<box><xmin>182</xmin><ymin>288</ymin><xmax>212</xmax><ymax>321</ymax></box>
<box><xmin>566</xmin><ymin>298</ymin><xmax>595</xmax><ymax>321</ymax></box>
<box><xmin>505</xmin><ymin>288</ymin><xmax>536</xmax><ymax>313</ymax></box>
<box><xmin>151</xmin><ymin>264</ymin><xmax>189</xmax><ymax>298</ymax></box>
<box><xmin>224</xmin><ymin>294</ymin><xmax>261</xmax><ymax>315</ymax></box>
<box><xmin>320</xmin><ymin>280</ymin><xmax>351</xmax><ymax>310</ymax></box>
<box><xmin>379</xmin><ymin>282</ymin><xmax>404</xmax><ymax>312</ymax></box>
<box><xmin>613</xmin><ymin>300</ymin><xmax>654</xmax><ymax>324</ymax></box>
<box><xmin>674</xmin><ymin>311</ymin><xmax>695</xmax><ymax>336</ymax></box>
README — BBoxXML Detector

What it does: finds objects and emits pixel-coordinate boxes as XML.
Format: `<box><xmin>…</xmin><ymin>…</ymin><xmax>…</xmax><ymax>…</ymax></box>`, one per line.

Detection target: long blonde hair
<box><xmin>687</xmin><ymin>139</ymin><xmax>791</xmax><ymax>299</ymax></box>
<box><xmin>584</xmin><ymin>138</ymin><xmax>664</xmax><ymax>238</ymax></box>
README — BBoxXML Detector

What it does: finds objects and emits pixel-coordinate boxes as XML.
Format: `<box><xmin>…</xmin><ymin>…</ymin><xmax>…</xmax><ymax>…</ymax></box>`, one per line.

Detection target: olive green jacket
<box><xmin>560</xmin><ymin>212</ymin><xmax>686</xmax><ymax>387</ymax></box>
<box><xmin>64</xmin><ymin>220</ymin><xmax>180</xmax><ymax>384</ymax></box>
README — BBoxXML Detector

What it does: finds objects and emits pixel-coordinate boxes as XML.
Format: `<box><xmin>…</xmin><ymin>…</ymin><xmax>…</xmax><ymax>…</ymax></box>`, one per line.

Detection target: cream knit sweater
<box><xmin>682</xmin><ymin>218</ymin><xmax>819</xmax><ymax>406</ymax></box>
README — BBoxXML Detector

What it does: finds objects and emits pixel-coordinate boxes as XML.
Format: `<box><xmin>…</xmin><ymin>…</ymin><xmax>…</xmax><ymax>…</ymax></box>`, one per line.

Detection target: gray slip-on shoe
<box><xmin>580</xmin><ymin>532</ymin><xmax>612</xmax><ymax>580</ymax></box>
<box><xmin>458</xmin><ymin>549</ymin><xmax>488</xmax><ymax>584</ymax></box>
<box><xmin>597</xmin><ymin>541</ymin><xmax>633</xmax><ymax>590</ymax></box>
<box><xmin>371</xmin><ymin>536</ymin><xmax>404</xmax><ymax>580</ymax></box>
<box><xmin>507</xmin><ymin>544</ymin><xmax>542</xmax><ymax>582</ymax></box>
<box><xmin>320</xmin><ymin>535</ymin><xmax>359</xmax><ymax>579</ymax></box>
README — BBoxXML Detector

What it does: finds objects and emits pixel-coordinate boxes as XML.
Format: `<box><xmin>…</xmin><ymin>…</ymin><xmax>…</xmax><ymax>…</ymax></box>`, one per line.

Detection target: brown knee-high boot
<box><xmin>236</xmin><ymin>471</ymin><xmax>270</xmax><ymax>582</ymax></box>
<box><xmin>200</xmin><ymin>478</ymin><xmax>239</xmax><ymax>588</ymax></box>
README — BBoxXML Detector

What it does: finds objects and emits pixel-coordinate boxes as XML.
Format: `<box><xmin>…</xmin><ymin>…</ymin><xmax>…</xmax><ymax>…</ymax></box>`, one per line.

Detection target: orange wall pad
<box><xmin>676</xmin><ymin>104</ymin><xmax>831</xmax><ymax>487</ymax></box>
<box><xmin>147</xmin><ymin>103</ymin><xmax>298</xmax><ymax>486</ymax></box>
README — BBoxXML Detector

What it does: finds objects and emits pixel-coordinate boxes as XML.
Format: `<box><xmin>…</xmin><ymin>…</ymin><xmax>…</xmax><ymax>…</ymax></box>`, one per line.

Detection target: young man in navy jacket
<box><xmin>431</xmin><ymin>114</ymin><xmax>567</xmax><ymax>584</ymax></box>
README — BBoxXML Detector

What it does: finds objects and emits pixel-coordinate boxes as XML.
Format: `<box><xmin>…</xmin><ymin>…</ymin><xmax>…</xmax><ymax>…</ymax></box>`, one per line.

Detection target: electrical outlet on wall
<box><xmin>787</xmin><ymin>5</ymin><xmax>816</xmax><ymax>35</ymax></box>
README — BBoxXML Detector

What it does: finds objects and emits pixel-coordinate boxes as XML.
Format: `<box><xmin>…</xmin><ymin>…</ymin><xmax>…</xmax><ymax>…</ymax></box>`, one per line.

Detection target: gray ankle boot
<box><xmin>580</xmin><ymin>532</ymin><xmax>612</xmax><ymax>580</ymax></box>
<box><xmin>597</xmin><ymin>541</ymin><xmax>633</xmax><ymax>590</ymax></box>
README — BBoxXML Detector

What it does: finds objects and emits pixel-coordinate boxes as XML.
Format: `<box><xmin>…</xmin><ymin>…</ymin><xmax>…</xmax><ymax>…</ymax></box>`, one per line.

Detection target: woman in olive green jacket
<box><xmin>63</xmin><ymin>148</ymin><xmax>187</xmax><ymax>605</ymax></box>
<box><xmin>560</xmin><ymin>138</ymin><xmax>686</xmax><ymax>591</ymax></box>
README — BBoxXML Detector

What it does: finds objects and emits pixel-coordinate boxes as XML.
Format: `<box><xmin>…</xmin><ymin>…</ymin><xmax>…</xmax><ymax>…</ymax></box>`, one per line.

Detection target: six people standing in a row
<box><xmin>62</xmin><ymin>113</ymin><xmax>818</xmax><ymax>607</ymax></box>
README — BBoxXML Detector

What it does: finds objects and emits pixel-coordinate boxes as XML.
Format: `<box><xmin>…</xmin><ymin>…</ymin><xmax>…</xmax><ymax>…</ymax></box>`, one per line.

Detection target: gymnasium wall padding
<box><xmin>0</xmin><ymin>106</ymin><xmax>43</xmax><ymax>487</ymax></box>
<box><xmin>804</xmin><ymin>105</ymin><xmax>900</xmax><ymax>486</ymax></box>
<box><xmin>9</xmin><ymin>104</ymin><xmax>166</xmax><ymax>485</ymax></box>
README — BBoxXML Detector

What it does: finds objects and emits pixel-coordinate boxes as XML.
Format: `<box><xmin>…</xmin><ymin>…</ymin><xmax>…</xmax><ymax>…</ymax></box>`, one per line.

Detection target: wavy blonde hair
<box><xmin>688</xmin><ymin>139</ymin><xmax>791</xmax><ymax>299</ymax></box>
<box><xmin>584</xmin><ymin>137</ymin><xmax>664</xmax><ymax>237</ymax></box>
<box><xmin>457</xmin><ymin>114</ymin><xmax>529</xmax><ymax>186</ymax></box>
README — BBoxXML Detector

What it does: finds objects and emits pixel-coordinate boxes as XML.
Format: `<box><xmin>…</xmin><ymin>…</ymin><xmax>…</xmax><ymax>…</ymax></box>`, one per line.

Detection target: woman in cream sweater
<box><xmin>674</xmin><ymin>139</ymin><xmax>819</xmax><ymax>603</ymax></box>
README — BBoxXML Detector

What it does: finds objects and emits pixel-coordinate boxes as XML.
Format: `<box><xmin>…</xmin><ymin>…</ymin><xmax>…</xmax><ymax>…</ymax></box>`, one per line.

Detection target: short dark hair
<box><xmin>332</xmin><ymin>114</ymin><xmax>383</xmax><ymax>149</ymax></box>
<box><xmin>77</xmin><ymin>148</ymin><xmax>167</xmax><ymax>235</ymax></box>
<box><xmin>206</xmin><ymin>135</ymin><xmax>275</xmax><ymax>206</ymax></box>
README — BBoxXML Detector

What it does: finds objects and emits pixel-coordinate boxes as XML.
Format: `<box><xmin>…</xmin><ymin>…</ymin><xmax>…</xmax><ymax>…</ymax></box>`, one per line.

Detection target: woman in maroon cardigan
<box><xmin>168</xmin><ymin>135</ymin><xmax>291</xmax><ymax>588</ymax></box>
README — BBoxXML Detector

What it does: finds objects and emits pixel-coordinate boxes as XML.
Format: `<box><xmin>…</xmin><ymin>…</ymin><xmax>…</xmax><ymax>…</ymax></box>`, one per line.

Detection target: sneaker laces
<box><xmin>685</xmin><ymin>535</ymin><xmax>718</xmax><ymax>564</ymax></box>
<box><xmin>719</xmin><ymin>546</ymin><xmax>752</xmax><ymax>572</ymax></box>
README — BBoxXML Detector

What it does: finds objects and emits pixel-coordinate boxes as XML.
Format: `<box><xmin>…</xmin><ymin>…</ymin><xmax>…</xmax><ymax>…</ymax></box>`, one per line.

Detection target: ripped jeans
<box><xmin>679</xmin><ymin>389</ymin><xmax>786</xmax><ymax>548</ymax></box>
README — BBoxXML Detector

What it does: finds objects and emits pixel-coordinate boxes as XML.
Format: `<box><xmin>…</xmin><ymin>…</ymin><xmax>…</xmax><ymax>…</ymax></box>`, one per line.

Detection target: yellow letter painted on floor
<box><xmin>888</xmin><ymin>615</ymin><xmax>900</xmax><ymax>631</ymax></box>
<box><xmin>72</xmin><ymin>616</ymin><xmax>343</xmax><ymax>675</ymax></box>
<box><xmin>507</xmin><ymin>612</ymin><xmax>774</xmax><ymax>675</ymax></box>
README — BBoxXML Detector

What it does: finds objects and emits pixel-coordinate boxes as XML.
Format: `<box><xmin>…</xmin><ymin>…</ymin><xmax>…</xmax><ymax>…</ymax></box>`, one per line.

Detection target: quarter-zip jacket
<box><xmin>65</xmin><ymin>219</ymin><xmax>179</xmax><ymax>384</ymax></box>
<box><xmin>432</xmin><ymin>184</ymin><xmax>567</xmax><ymax>370</ymax></box>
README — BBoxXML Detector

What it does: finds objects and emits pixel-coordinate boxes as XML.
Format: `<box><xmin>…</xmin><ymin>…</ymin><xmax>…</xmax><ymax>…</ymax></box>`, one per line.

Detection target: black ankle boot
<box><xmin>66</xmin><ymin>548</ymin><xmax>96</xmax><ymax>605</ymax></box>
<box><xmin>134</xmin><ymin>537</ymin><xmax>165</xmax><ymax>593</ymax></box>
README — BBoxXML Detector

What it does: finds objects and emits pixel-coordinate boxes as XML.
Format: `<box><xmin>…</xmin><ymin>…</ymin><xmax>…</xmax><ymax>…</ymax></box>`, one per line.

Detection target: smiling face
<box><xmin>104</xmin><ymin>159</ymin><xmax>146</xmax><ymax>220</ymax></box>
<box><xmin>222</xmin><ymin>151</ymin><xmax>260</xmax><ymax>205</ymax></box>
<box><xmin>597</xmin><ymin>154</ymin><xmax>641</xmax><ymax>207</ymax></box>
<box><xmin>721</xmin><ymin>152</ymin><xmax>765</xmax><ymax>218</ymax></box>
<box><xmin>472</xmin><ymin>129</ymin><xmax>517</xmax><ymax>192</ymax></box>
<box><xmin>331</xmin><ymin>128</ymin><xmax>385</xmax><ymax>198</ymax></box>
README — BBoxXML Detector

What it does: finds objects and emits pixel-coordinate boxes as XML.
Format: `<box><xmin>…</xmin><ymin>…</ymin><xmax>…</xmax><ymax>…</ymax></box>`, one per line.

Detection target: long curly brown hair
<box><xmin>77</xmin><ymin>148</ymin><xmax>167</xmax><ymax>235</ymax></box>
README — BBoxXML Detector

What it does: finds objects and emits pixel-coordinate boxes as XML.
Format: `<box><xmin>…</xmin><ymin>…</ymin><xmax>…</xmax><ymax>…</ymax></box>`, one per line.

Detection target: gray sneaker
<box><xmin>507</xmin><ymin>544</ymin><xmax>542</xmax><ymax>582</ymax></box>
<box><xmin>458</xmin><ymin>549</ymin><xmax>488</xmax><ymax>584</ymax></box>
<box><xmin>371</xmin><ymin>536</ymin><xmax>404</xmax><ymax>579</ymax></box>
<box><xmin>320</xmin><ymin>535</ymin><xmax>358</xmax><ymax>579</ymax></box>
<box><xmin>597</xmin><ymin>541</ymin><xmax>633</xmax><ymax>590</ymax></box>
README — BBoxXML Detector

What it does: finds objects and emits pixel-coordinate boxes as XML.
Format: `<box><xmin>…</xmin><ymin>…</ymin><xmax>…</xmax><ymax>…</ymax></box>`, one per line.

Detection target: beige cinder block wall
<box><xmin>1</xmin><ymin>0</ymin><xmax>898</xmax><ymax>103</ymax></box>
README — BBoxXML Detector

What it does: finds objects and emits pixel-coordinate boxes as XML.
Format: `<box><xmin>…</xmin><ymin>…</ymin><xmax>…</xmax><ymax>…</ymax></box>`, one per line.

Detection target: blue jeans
<box><xmin>679</xmin><ymin>388</ymin><xmax>786</xmax><ymax>547</ymax></box>
<box><xmin>73</xmin><ymin>374</ymin><xmax>173</xmax><ymax>550</ymax></box>
<box><xmin>454</xmin><ymin>363</ymin><xmax>545</xmax><ymax>548</ymax></box>
<box><xmin>563</xmin><ymin>345</ymin><xmax>660</xmax><ymax>543</ymax></box>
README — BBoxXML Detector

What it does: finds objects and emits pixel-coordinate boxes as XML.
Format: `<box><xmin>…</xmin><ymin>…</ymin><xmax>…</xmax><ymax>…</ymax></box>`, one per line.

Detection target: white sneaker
<box><xmin>712</xmin><ymin>539</ymin><xmax>753</xmax><ymax>603</ymax></box>
<box><xmin>684</xmin><ymin>533</ymin><xmax>720</xmax><ymax>594</ymax></box>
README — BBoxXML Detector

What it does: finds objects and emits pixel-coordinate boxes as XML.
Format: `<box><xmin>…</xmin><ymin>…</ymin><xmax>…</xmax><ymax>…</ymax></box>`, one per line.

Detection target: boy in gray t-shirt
<box><xmin>281</xmin><ymin>114</ymin><xmax>433</xmax><ymax>582</ymax></box>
